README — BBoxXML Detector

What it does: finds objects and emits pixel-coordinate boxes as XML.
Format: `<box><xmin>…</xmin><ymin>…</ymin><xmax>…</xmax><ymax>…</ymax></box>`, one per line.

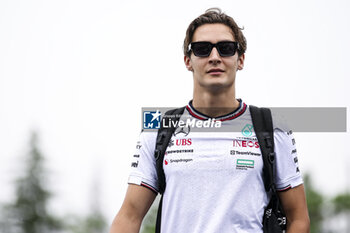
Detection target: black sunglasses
<box><xmin>189</xmin><ymin>41</ymin><xmax>239</xmax><ymax>57</ymax></box>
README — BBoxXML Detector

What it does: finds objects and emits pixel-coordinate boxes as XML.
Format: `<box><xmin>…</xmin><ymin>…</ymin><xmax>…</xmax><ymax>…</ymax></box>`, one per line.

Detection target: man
<box><xmin>109</xmin><ymin>8</ymin><xmax>310</xmax><ymax>233</ymax></box>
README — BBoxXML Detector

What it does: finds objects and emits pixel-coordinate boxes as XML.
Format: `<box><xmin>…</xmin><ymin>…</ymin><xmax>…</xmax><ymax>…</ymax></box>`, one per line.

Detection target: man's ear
<box><xmin>237</xmin><ymin>53</ymin><xmax>245</xmax><ymax>70</ymax></box>
<box><xmin>184</xmin><ymin>55</ymin><xmax>193</xmax><ymax>71</ymax></box>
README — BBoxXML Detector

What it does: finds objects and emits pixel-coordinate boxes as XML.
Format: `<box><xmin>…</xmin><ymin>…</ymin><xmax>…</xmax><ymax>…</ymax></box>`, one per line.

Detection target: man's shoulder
<box><xmin>270</xmin><ymin>110</ymin><xmax>292</xmax><ymax>133</ymax></box>
<box><xmin>139</xmin><ymin>130</ymin><xmax>158</xmax><ymax>147</ymax></box>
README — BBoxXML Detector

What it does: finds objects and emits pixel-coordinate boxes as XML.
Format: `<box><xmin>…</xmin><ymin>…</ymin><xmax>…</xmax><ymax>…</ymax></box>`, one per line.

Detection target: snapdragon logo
<box><xmin>163</xmin><ymin>118</ymin><xmax>221</xmax><ymax>128</ymax></box>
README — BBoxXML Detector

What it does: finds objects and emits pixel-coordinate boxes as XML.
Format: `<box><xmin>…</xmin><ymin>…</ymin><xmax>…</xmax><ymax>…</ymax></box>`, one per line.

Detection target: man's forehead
<box><xmin>192</xmin><ymin>23</ymin><xmax>235</xmax><ymax>42</ymax></box>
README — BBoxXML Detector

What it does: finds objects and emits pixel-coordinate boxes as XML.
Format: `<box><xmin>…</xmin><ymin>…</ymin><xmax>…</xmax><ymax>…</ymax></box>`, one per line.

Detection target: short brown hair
<box><xmin>183</xmin><ymin>8</ymin><xmax>247</xmax><ymax>57</ymax></box>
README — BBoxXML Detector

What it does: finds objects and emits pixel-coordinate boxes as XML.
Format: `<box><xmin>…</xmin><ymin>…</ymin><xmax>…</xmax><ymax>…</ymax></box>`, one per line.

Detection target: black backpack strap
<box><xmin>249</xmin><ymin>105</ymin><xmax>276</xmax><ymax>192</ymax></box>
<box><xmin>250</xmin><ymin>106</ymin><xmax>287</xmax><ymax>231</ymax></box>
<box><xmin>154</xmin><ymin>107</ymin><xmax>186</xmax><ymax>194</ymax></box>
<box><xmin>155</xmin><ymin>107</ymin><xmax>185</xmax><ymax>233</ymax></box>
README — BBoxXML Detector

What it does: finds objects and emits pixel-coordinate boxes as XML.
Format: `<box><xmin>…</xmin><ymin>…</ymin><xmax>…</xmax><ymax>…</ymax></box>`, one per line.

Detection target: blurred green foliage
<box><xmin>331</xmin><ymin>192</ymin><xmax>350</xmax><ymax>233</ymax></box>
<box><xmin>0</xmin><ymin>132</ymin><xmax>108</xmax><ymax>233</ymax></box>
<box><xmin>332</xmin><ymin>193</ymin><xmax>350</xmax><ymax>213</ymax></box>
<box><xmin>140</xmin><ymin>198</ymin><xmax>158</xmax><ymax>233</ymax></box>
<box><xmin>65</xmin><ymin>212</ymin><xmax>107</xmax><ymax>233</ymax></box>
<box><xmin>0</xmin><ymin>132</ymin><xmax>62</xmax><ymax>233</ymax></box>
<box><xmin>304</xmin><ymin>173</ymin><xmax>324</xmax><ymax>233</ymax></box>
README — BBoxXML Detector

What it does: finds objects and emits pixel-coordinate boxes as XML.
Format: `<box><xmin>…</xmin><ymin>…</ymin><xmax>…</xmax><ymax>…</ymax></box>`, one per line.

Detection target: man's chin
<box><xmin>201</xmin><ymin>81</ymin><xmax>234</xmax><ymax>92</ymax></box>
<box><xmin>205</xmin><ymin>76</ymin><xmax>233</xmax><ymax>86</ymax></box>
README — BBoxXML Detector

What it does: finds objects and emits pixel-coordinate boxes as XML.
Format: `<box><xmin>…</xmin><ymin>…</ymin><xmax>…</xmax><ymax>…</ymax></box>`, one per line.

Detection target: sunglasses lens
<box><xmin>217</xmin><ymin>42</ymin><xmax>237</xmax><ymax>56</ymax></box>
<box><xmin>191</xmin><ymin>42</ymin><xmax>212</xmax><ymax>57</ymax></box>
<box><xmin>190</xmin><ymin>42</ymin><xmax>238</xmax><ymax>57</ymax></box>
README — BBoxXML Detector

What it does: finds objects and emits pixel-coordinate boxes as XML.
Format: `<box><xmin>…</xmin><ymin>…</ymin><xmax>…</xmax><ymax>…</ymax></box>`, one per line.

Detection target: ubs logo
<box><xmin>176</xmin><ymin>138</ymin><xmax>192</xmax><ymax>146</ymax></box>
<box><xmin>168</xmin><ymin>138</ymin><xmax>192</xmax><ymax>147</ymax></box>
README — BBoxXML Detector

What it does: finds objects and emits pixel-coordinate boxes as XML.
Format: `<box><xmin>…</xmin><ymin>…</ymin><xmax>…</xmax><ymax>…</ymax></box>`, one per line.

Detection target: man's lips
<box><xmin>207</xmin><ymin>68</ymin><xmax>224</xmax><ymax>75</ymax></box>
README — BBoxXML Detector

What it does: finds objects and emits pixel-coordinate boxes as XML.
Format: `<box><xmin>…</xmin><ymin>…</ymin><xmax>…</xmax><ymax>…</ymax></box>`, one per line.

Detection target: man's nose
<box><xmin>208</xmin><ymin>47</ymin><xmax>221</xmax><ymax>64</ymax></box>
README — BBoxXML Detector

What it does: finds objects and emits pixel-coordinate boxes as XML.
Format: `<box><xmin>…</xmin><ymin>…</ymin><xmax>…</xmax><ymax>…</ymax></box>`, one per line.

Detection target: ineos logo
<box><xmin>233</xmin><ymin>140</ymin><xmax>259</xmax><ymax>148</ymax></box>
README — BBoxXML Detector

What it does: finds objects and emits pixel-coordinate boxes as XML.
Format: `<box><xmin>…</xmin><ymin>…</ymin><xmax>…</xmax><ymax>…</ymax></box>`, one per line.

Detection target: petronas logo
<box><xmin>241</xmin><ymin>124</ymin><xmax>253</xmax><ymax>137</ymax></box>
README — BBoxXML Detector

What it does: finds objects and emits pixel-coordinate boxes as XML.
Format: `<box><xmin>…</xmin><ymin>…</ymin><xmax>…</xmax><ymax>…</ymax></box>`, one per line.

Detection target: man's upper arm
<box><xmin>109</xmin><ymin>184</ymin><xmax>157</xmax><ymax>233</ymax></box>
<box><xmin>119</xmin><ymin>184</ymin><xmax>157</xmax><ymax>221</ymax></box>
<box><xmin>278</xmin><ymin>184</ymin><xmax>310</xmax><ymax>233</ymax></box>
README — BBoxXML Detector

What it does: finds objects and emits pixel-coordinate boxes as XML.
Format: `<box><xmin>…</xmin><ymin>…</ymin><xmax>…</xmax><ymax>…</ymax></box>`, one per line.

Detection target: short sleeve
<box><xmin>273</xmin><ymin>115</ymin><xmax>303</xmax><ymax>191</ymax></box>
<box><xmin>128</xmin><ymin>131</ymin><xmax>159</xmax><ymax>193</ymax></box>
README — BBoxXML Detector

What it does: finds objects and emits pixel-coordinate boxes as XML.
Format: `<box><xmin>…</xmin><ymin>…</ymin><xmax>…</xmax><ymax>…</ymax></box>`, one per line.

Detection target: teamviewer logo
<box><xmin>143</xmin><ymin>110</ymin><xmax>162</xmax><ymax>129</ymax></box>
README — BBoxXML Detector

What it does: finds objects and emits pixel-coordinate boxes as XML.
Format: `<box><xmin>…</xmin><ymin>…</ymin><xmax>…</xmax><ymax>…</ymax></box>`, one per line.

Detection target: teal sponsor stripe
<box><xmin>237</xmin><ymin>159</ymin><xmax>254</xmax><ymax>166</ymax></box>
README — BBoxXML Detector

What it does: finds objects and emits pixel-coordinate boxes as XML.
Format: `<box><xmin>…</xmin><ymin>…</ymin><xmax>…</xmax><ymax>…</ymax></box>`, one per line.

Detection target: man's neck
<box><xmin>192</xmin><ymin>88</ymin><xmax>239</xmax><ymax>118</ymax></box>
